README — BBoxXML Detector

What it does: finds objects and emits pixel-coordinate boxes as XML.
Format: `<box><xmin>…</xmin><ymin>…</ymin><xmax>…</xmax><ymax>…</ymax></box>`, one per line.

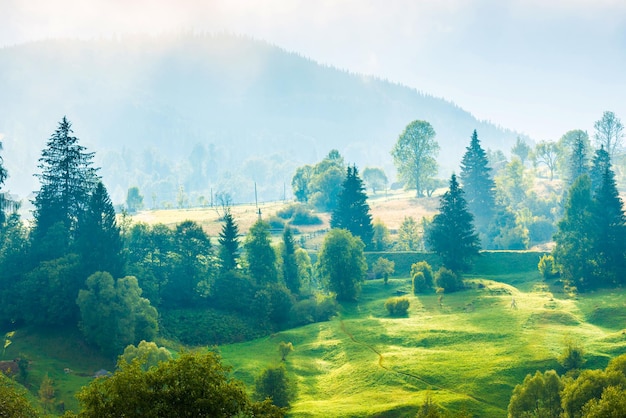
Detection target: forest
<box><xmin>0</xmin><ymin>106</ymin><xmax>625</xmax><ymax>417</ymax></box>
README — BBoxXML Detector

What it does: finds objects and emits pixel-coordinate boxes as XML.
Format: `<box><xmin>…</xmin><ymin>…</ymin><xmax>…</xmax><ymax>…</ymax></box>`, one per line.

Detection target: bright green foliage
<box><xmin>294</xmin><ymin>248</ymin><xmax>313</xmax><ymax>293</ymax></box>
<box><xmin>362</xmin><ymin>167</ymin><xmax>388</xmax><ymax>193</ymax></box>
<box><xmin>593</xmin><ymin>110</ymin><xmax>624</xmax><ymax>158</ymax></box>
<box><xmin>292</xmin><ymin>150</ymin><xmax>346</xmax><ymax>211</ymax></box>
<box><xmin>558</xmin><ymin>338</ymin><xmax>586</xmax><ymax>371</ymax></box>
<box><xmin>245</xmin><ymin>220</ymin><xmax>278</xmax><ymax>286</ymax></box>
<box><xmin>459</xmin><ymin>130</ymin><xmax>496</xmax><ymax>234</ymax></box>
<box><xmin>38</xmin><ymin>372</ymin><xmax>55</xmax><ymax>413</ymax></box>
<box><xmin>77</xmin><ymin>272</ymin><xmax>158</xmax><ymax>357</ymax></box>
<box><xmin>372</xmin><ymin>218</ymin><xmax>391</xmax><ymax>251</ymax></box>
<box><xmin>278</xmin><ymin>341</ymin><xmax>294</xmax><ymax>361</ymax></box>
<box><xmin>411</xmin><ymin>261</ymin><xmax>434</xmax><ymax>294</ymax></box>
<box><xmin>507</xmin><ymin>370</ymin><xmax>563</xmax><ymax>418</ymax></box>
<box><xmin>538</xmin><ymin>254</ymin><xmax>559</xmax><ymax>280</ymax></box>
<box><xmin>581</xmin><ymin>386</ymin><xmax>626</xmax><ymax>418</ymax></box>
<box><xmin>384</xmin><ymin>297</ymin><xmax>409</xmax><ymax>316</ymax></box>
<box><xmin>391</xmin><ymin>120</ymin><xmax>439</xmax><ymax>197</ymax></box>
<box><xmin>121</xmin><ymin>340</ymin><xmax>172</xmax><ymax>371</ymax></box>
<box><xmin>395</xmin><ymin>216</ymin><xmax>422</xmax><ymax>251</ymax></box>
<box><xmin>125</xmin><ymin>186</ymin><xmax>144</xmax><ymax>213</ymax></box>
<box><xmin>218</xmin><ymin>210</ymin><xmax>240</xmax><ymax>272</ymax></box>
<box><xmin>426</xmin><ymin>174</ymin><xmax>480</xmax><ymax>272</ymax></box>
<box><xmin>434</xmin><ymin>267</ymin><xmax>463</xmax><ymax>293</ymax></box>
<box><xmin>281</xmin><ymin>226</ymin><xmax>300</xmax><ymax>294</ymax></box>
<box><xmin>75</xmin><ymin>351</ymin><xmax>284</xmax><ymax>417</ymax></box>
<box><xmin>254</xmin><ymin>364</ymin><xmax>294</xmax><ymax>409</ymax></box>
<box><xmin>373</xmin><ymin>257</ymin><xmax>395</xmax><ymax>284</ymax></box>
<box><xmin>76</xmin><ymin>182</ymin><xmax>124</xmax><ymax>278</ymax></box>
<box><xmin>317</xmin><ymin>229</ymin><xmax>367</xmax><ymax>301</ymax></box>
<box><xmin>331</xmin><ymin>166</ymin><xmax>374</xmax><ymax>247</ymax></box>
<box><xmin>561</xmin><ymin>369</ymin><xmax>626</xmax><ymax>418</ymax></box>
<box><xmin>0</xmin><ymin>373</ymin><xmax>38</xmax><ymax>417</ymax></box>
<box><xmin>32</xmin><ymin>117</ymin><xmax>99</xmax><ymax>254</ymax></box>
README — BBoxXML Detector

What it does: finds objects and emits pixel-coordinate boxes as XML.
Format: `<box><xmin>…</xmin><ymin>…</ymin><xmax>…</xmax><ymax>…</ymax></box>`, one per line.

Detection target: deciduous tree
<box><xmin>593</xmin><ymin>110</ymin><xmax>624</xmax><ymax>158</ymax></box>
<box><xmin>281</xmin><ymin>226</ymin><xmax>300</xmax><ymax>295</ymax></box>
<box><xmin>362</xmin><ymin>167</ymin><xmax>388</xmax><ymax>194</ymax></box>
<box><xmin>245</xmin><ymin>220</ymin><xmax>278</xmax><ymax>286</ymax></box>
<box><xmin>317</xmin><ymin>229</ymin><xmax>366</xmax><ymax>301</ymax></box>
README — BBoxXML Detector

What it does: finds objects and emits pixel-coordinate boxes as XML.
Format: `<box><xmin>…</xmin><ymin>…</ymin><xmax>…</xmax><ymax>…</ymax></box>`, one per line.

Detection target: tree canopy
<box><xmin>330</xmin><ymin>166</ymin><xmax>374</xmax><ymax>248</ymax></box>
<box><xmin>317</xmin><ymin>228</ymin><xmax>366</xmax><ymax>301</ymax></box>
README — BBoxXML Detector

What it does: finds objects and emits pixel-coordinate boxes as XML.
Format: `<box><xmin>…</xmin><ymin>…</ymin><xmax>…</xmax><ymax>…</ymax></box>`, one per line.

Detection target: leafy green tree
<box><xmin>330</xmin><ymin>166</ymin><xmax>374</xmax><ymax>247</ymax></box>
<box><xmin>561</xmin><ymin>369</ymin><xmax>625</xmax><ymax>418</ymax></box>
<box><xmin>281</xmin><ymin>226</ymin><xmax>300</xmax><ymax>295</ymax></box>
<box><xmin>395</xmin><ymin>216</ymin><xmax>422</xmax><ymax>251</ymax></box>
<box><xmin>508</xmin><ymin>370</ymin><xmax>563</xmax><ymax>418</ymax></box>
<box><xmin>75</xmin><ymin>351</ymin><xmax>283</xmax><ymax>417</ymax></box>
<box><xmin>495</xmin><ymin>158</ymin><xmax>532</xmax><ymax>210</ymax></box>
<box><xmin>317</xmin><ymin>229</ymin><xmax>367</xmax><ymax>301</ymax></box>
<box><xmin>391</xmin><ymin>120</ymin><xmax>439</xmax><ymax>197</ymax></box>
<box><xmin>254</xmin><ymin>364</ymin><xmax>294</xmax><ymax>409</ymax></box>
<box><xmin>582</xmin><ymin>385</ymin><xmax>626</xmax><ymax>418</ymax></box>
<box><xmin>362</xmin><ymin>167</ymin><xmax>388</xmax><ymax>193</ymax></box>
<box><xmin>426</xmin><ymin>174</ymin><xmax>479</xmax><ymax>272</ymax></box>
<box><xmin>126</xmin><ymin>186</ymin><xmax>144</xmax><ymax>213</ymax></box>
<box><xmin>218</xmin><ymin>210</ymin><xmax>240</xmax><ymax>272</ymax></box>
<box><xmin>294</xmin><ymin>248</ymin><xmax>313</xmax><ymax>292</ymax></box>
<box><xmin>559</xmin><ymin>338</ymin><xmax>586</xmax><ymax>371</ymax></box>
<box><xmin>76</xmin><ymin>182</ymin><xmax>124</xmax><ymax>278</ymax></box>
<box><xmin>0</xmin><ymin>373</ymin><xmax>38</xmax><ymax>417</ymax></box>
<box><xmin>534</xmin><ymin>140</ymin><xmax>559</xmax><ymax>180</ymax></box>
<box><xmin>373</xmin><ymin>257</ymin><xmax>395</xmax><ymax>284</ymax></box>
<box><xmin>434</xmin><ymin>267</ymin><xmax>464</xmax><ymax>293</ymax></box>
<box><xmin>77</xmin><ymin>272</ymin><xmax>158</xmax><ymax>357</ymax></box>
<box><xmin>593</xmin><ymin>110</ymin><xmax>624</xmax><ymax>158</ymax></box>
<box><xmin>459</xmin><ymin>130</ymin><xmax>496</xmax><ymax>234</ymax></box>
<box><xmin>511</xmin><ymin>136</ymin><xmax>532</xmax><ymax>166</ymax></box>
<box><xmin>291</xmin><ymin>165</ymin><xmax>313</xmax><ymax>203</ymax></box>
<box><xmin>411</xmin><ymin>261</ymin><xmax>434</xmax><ymax>294</ymax></box>
<box><xmin>121</xmin><ymin>340</ymin><xmax>172</xmax><ymax>371</ymax></box>
<box><xmin>32</xmin><ymin>117</ymin><xmax>99</xmax><ymax>253</ymax></box>
<box><xmin>245</xmin><ymin>220</ymin><xmax>278</xmax><ymax>286</ymax></box>
<box><xmin>371</xmin><ymin>218</ymin><xmax>391</xmax><ymax>251</ymax></box>
<box><xmin>0</xmin><ymin>214</ymin><xmax>31</xmax><ymax>324</ymax></box>
<box><xmin>292</xmin><ymin>150</ymin><xmax>346</xmax><ymax>211</ymax></box>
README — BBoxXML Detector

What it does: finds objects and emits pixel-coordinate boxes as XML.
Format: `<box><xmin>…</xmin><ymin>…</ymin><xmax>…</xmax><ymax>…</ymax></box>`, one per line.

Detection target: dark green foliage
<box><xmin>411</xmin><ymin>261</ymin><xmax>434</xmax><ymax>294</ymax></box>
<box><xmin>76</xmin><ymin>182</ymin><xmax>124</xmax><ymax>279</ymax></box>
<box><xmin>582</xmin><ymin>385</ymin><xmax>626</xmax><ymax>418</ymax></box>
<box><xmin>459</xmin><ymin>130</ymin><xmax>496</xmax><ymax>234</ymax></box>
<box><xmin>590</xmin><ymin>146</ymin><xmax>611</xmax><ymax>192</ymax></box>
<box><xmin>0</xmin><ymin>214</ymin><xmax>31</xmax><ymax>325</ymax></box>
<box><xmin>372</xmin><ymin>219</ymin><xmax>391</xmax><ymax>251</ymax></box>
<box><xmin>289</xmin><ymin>294</ymin><xmax>338</xmax><ymax>326</ymax></box>
<box><xmin>77</xmin><ymin>272</ymin><xmax>158</xmax><ymax>357</ymax></box>
<box><xmin>125</xmin><ymin>186</ymin><xmax>144</xmax><ymax>213</ymax></box>
<box><xmin>218</xmin><ymin>211</ymin><xmax>240</xmax><ymax>272</ymax></box>
<box><xmin>384</xmin><ymin>297</ymin><xmax>410</xmax><ymax>316</ymax></box>
<box><xmin>0</xmin><ymin>373</ymin><xmax>38</xmax><ymax>418</ymax></box>
<box><xmin>281</xmin><ymin>227</ymin><xmax>300</xmax><ymax>294</ymax></box>
<box><xmin>253</xmin><ymin>284</ymin><xmax>295</xmax><ymax>326</ymax></box>
<box><xmin>317</xmin><ymin>229</ymin><xmax>367</xmax><ymax>301</ymax></box>
<box><xmin>391</xmin><ymin>120</ymin><xmax>439</xmax><ymax>197</ymax></box>
<box><xmin>558</xmin><ymin>339</ymin><xmax>586</xmax><ymax>372</ymax></box>
<box><xmin>276</xmin><ymin>204</ymin><xmax>322</xmax><ymax>225</ymax></box>
<box><xmin>245</xmin><ymin>220</ymin><xmax>278</xmax><ymax>286</ymax></box>
<box><xmin>75</xmin><ymin>351</ymin><xmax>284</xmax><ymax>417</ymax></box>
<box><xmin>211</xmin><ymin>270</ymin><xmax>256</xmax><ymax>313</ymax></box>
<box><xmin>426</xmin><ymin>174</ymin><xmax>480</xmax><ymax>273</ymax></box>
<box><xmin>32</xmin><ymin>117</ymin><xmax>99</xmax><ymax>255</ymax></box>
<box><xmin>435</xmin><ymin>267</ymin><xmax>463</xmax><ymax>293</ymax></box>
<box><xmin>486</xmin><ymin>208</ymin><xmax>529</xmax><ymax>250</ymax></box>
<box><xmin>508</xmin><ymin>370</ymin><xmax>563</xmax><ymax>418</ymax></box>
<box><xmin>254</xmin><ymin>364</ymin><xmax>295</xmax><ymax>408</ymax></box>
<box><xmin>330</xmin><ymin>166</ymin><xmax>374</xmax><ymax>247</ymax></box>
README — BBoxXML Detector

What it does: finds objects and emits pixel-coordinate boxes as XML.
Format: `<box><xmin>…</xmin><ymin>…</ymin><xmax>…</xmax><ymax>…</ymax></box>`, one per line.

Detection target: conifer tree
<box><xmin>567</xmin><ymin>134</ymin><xmax>589</xmax><ymax>186</ymax></box>
<box><xmin>281</xmin><ymin>226</ymin><xmax>300</xmax><ymax>295</ymax></box>
<box><xmin>330</xmin><ymin>165</ymin><xmax>373</xmax><ymax>248</ymax></box>
<box><xmin>590</xmin><ymin>146</ymin><xmax>611</xmax><ymax>192</ymax></box>
<box><xmin>459</xmin><ymin>130</ymin><xmax>496</xmax><ymax>235</ymax></box>
<box><xmin>244</xmin><ymin>220</ymin><xmax>277</xmax><ymax>286</ymax></box>
<box><xmin>218</xmin><ymin>211</ymin><xmax>240</xmax><ymax>271</ymax></box>
<box><xmin>0</xmin><ymin>141</ymin><xmax>8</xmax><ymax>225</ymax></box>
<box><xmin>76</xmin><ymin>182</ymin><xmax>124</xmax><ymax>278</ymax></box>
<box><xmin>32</xmin><ymin>117</ymin><xmax>99</xmax><ymax>249</ymax></box>
<box><xmin>426</xmin><ymin>174</ymin><xmax>480</xmax><ymax>272</ymax></box>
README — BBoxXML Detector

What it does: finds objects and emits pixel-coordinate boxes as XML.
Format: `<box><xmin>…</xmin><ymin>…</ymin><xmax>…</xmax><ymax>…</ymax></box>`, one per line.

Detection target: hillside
<box><xmin>0</xmin><ymin>34</ymin><xmax>520</xmax><ymax>205</ymax></box>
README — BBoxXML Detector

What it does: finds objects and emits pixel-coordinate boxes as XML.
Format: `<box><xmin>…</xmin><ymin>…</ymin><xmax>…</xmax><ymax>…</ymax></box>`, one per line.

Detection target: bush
<box><xmin>411</xmin><ymin>261</ymin><xmax>434</xmax><ymax>294</ymax></box>
<box><xmin>558</xmin><ymin>338</ymin><xmax>585</xmax><ymax>371</ymax></box>
<box><xmin>538</xmin><ymin>254</ymin><xmax>559</xmax><ymax>280</ymax></box>
<box><xmin>435</xmin><ymin>267</ymin><xmax>463</xmax><ymax>293</ymax></box>
<box><xmin>267</xmin><ymin>215</ymin><xmax>285</xmax><ymax>229</ymax></box>
<box><xmin>276</xmin><ymin>205</ymin><xmax>297</xmax><ymax>220</ymax></box>
<box><xmin>254</xmin><ymin>364</ymin><xmax>295</xmax><ymax>408</ymax></box>
<box><xmin>385</xmin><ymin>297</ymin><xmax>410</xmax><ymax>316</ymax></box>
<box><xmin>289</xmin><ymin>294</ymin><xmax>338</xmax><ymax>326</ymax></box>
<box><xmin>290</xmin><ymin>206</ymin><xmax>322</xmax><ymax>226</ymax></box>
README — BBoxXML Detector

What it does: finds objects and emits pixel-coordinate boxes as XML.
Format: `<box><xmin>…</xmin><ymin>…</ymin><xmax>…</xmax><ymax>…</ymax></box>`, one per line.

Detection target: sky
<box><xmin>2</xmin><ymin>0</ymin><xmax>626</xmax><ymax>140</ymax></box>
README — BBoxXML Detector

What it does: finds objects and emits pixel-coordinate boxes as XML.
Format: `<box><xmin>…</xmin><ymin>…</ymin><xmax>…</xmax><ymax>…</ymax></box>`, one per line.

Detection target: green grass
<box><xmin>220</xmin><ymin>270</ymin><xmax>626</xmax><ymax>417</ymax></box>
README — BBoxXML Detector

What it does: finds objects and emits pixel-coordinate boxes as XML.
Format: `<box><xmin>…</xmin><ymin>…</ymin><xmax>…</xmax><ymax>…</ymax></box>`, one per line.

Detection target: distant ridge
<box><xmin>0</xmin><ymin>34</ymin><xmax>519</xmax><ymax>205</ymax></box>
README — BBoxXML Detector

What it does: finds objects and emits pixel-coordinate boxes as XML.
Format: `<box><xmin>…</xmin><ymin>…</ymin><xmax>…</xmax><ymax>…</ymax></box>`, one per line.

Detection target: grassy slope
<box><xmin>220</xmin><ymin>256</ymin><xmax>626</xmax><ymax>417</ymax></box>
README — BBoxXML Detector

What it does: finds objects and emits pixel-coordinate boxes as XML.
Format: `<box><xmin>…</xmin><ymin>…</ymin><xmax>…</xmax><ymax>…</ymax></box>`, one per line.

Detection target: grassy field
<box><xmin>220</xmin><ymin>257</ymin><xmax>626</xmax><ymax>417</ymax></box>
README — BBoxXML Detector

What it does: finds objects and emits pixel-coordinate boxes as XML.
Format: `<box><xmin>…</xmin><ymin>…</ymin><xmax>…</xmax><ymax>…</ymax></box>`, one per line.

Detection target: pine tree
<box><xmin>218</xmin><ymin>211</ymin><xmax>239</xmax><ymax>271</ymax></box>
<box><xmin>76</xmin><ymin>182</ymin><xmax>124</xmax><ymax>278</ymax></box>
<box><xmin>330</xmin><ymin>166</ymin><xmax>374</xmax><ymax>248</ymax></box>
<box><xmin>459</xmin><ymin>130</ymin><xmax>496</xmax><ymax>235</ymax></box>
<box><xmin>426</xmin><ymin>174</ymin><xmax>480</xmax><ymax>272</ymax></box>
<box><xmin>281</xmin><ymin>226</ymin><xmax>300</xmax><ymax>295</ymax></box>
<box><xmin>33</xmin><ymin>117</ymin><xmax>99</xmax><ymax>247</ymax></box>
<box><xmin>567</xmin><ymin>134</ymin><xmax>589</xmax><ymax>186</ymax></box>
<box><xmin>590</xmin><ymin>146</ymin><xmax>611</xmax><ymax>192</ymax></box>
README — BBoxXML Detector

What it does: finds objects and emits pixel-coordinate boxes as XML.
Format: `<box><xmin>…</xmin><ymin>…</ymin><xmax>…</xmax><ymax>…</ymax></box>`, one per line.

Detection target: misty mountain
<box><xmin>0</xmin><ymin>34</ymin><xmax>519</xmax><ymax>206</ymax></box>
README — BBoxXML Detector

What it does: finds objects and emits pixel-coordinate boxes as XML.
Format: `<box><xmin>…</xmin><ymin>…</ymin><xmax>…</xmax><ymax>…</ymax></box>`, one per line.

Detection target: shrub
<box><xmin>435</xmin><ymin>267</ymin><xmax>463</xmax><ymax>293</ymax></box>
<box><xmin>267</xmin><ymin>215</ymin><xmax>285</xmax><ymax>229</ymax></box>
<box><xmin>411</xmin><ymin>261</ymin><xmax>434</xmax><ymax>293</ymax></box>
<box><xmin>276</xmin><ymin>205</ymin><xmax>297</xmax><ymax>220</ymax></box>
<box><xmin>289</xmin><ymin>294</ymin><xmax>338</xmax><ymax>326</ymax></box>
<box><xmin>385</xmin><ymin>297</ymin><xmax>410</xmax><ymax>316</ymax></box>
<box><xmin>290</xmin><ymin>206</ymin><xmax>322</xmax><ymax>226</ymax></box>
<box><xmin>254</xmin><ymin>364</ymin><xmax>295</xmax><ymax>408</ymax></box>
<box><xmin>278</xmin><ymin>342</ymin><xmax>293</xmax><ymax>361</ymax></box>
<box><xmin>538</xmin><ymin>254</ymin><xmax>559</xmax><ymax>280</ymax></box>
<box><xmin>558</xmin><ymin>338</ymin><xmax>585</xmax><ymax>371</ymax></box>
<box><xmin>412</xmin><ymin>272</ymin><xmax>429</xmax><ymax>294</ymax></box>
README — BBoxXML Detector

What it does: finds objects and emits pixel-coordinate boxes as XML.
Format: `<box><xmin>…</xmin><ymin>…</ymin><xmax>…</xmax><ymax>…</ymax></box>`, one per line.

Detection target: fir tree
<box><xmin>426</xmin><ymin>174</ymin><xmax>480</xmax><ymax>272</ymax></box>
<box><xmin>567</xmin><ymin>134</ymin><xmax>589</xmax><ymax>186</ymax></box>
<box><xmin>590</xmin><ymin>146</ymin><xmax>611</xmax><ymax>192</ymax></box>
<box><xmin>459</xmin><ymin>130</ymin><xmax>496</xmax><ymax>235</ymax></box>
<box><xmin>32</xmin><ymin>117</ymin><xmax>99</xmax><ymax>250</ymax></box>
<box><xmin>76</xmin><ymin>182</ymin><xmax>124</xmax><ymax>278</ymax></box>
<box><xmin>281</xmin><ymin>226</ymin><xmax>300</xmax><ymax>295</ymax></box>
<box><xmin>330</xmin><ymin>165</ymin><xmax>373</xmax><ymax>247</ymax></box>
<box><xmin>218</xmin><ymin>211</ymin><xmax>240</xmax><ymax>271</ymax></box>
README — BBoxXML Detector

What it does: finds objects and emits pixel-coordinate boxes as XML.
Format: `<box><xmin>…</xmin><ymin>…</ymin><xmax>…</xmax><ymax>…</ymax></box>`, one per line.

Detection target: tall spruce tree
<box><xmin>590</xmin><ymin>146</ymin><xmax>611</xmax><ymax>192</ymax></box>
<box><xmin>0</xmin><ymin>141</ymin><xmax>8</xmax><ymax>225</ymax></box>
<box><xmin>426</xmin><ymin>174</ymin><xmax>480</xmax><ymax>272</ymax></box>
<box><xmin>32</xmin><ymin>117</ymin><xmax>99</xmax><ymax>251</ymax></box>
<box><xmin>218</xmin><ymin>211</ymin><xmax>240</xmax><ymax>271</ymax></box>
<box><xmin>76</xmin><ymin>182</ymin><xmax>124</xmax><ymax>278</ymax></box>
<box><xmin>567</xmin><ymin>133</ymin><xmax>589</xmax><ymax>186</ymax></box>
<box><xmin>330</xmin><ymin>166</ymin><xmax>374</xmax><ymax>248</ymax></box>
<box><xmin>459</xmin><ymin>130</ymin><xmax>496</xmax><ymax>235</ymax></box>
<box><xmin>281</xmin><ymin>226</ymin><xmax>300</xmax><ymax>295</ymax></box>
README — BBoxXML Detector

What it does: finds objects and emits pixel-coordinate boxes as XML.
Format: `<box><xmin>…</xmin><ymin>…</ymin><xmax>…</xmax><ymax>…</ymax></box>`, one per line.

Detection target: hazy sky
<box><xmin>2</xmin><ymin>0</ymin><xmax>626</xmax><ymax>140</ymax></box>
